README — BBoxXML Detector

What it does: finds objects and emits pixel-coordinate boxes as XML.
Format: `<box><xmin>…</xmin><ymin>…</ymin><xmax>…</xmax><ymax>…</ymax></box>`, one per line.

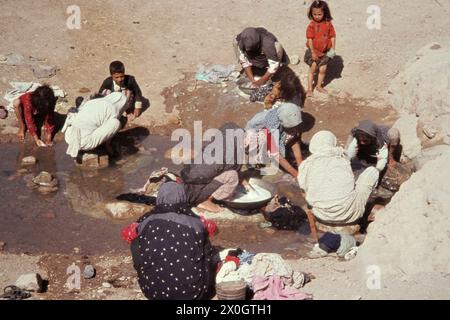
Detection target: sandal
<box><xmin>0</xmin><ymin>285</ymin><xmax>31</xmax><ymax>300</ymax></box>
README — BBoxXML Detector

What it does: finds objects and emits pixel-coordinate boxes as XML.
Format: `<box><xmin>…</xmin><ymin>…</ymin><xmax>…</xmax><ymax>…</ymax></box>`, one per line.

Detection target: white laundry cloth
<box><xmin>4</xmin><ymin>81</ymin><xmax>66</xmax><ymax>111</ymax></box>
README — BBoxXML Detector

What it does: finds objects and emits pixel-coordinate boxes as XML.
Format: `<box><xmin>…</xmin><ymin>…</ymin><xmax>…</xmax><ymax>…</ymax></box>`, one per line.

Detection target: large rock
<box><xmin>104</xmin><ymin>201</ymin><xmax>149</xmax><ymax>220</ymax></box>
<box><xmin>392</xmin><ymin>114</ymin><xmax>422</xmax><ymax>159</ymax></box>
<box><xmin>21</xmin><ymin>156</ymin><xmax>37</xmax><ymax>165</ymax></box>
<box><xmin>15</xmin><ymin>273</ymin><xmax>44</xmax><ymax>292</ymax></box>
<box><xmin>77</xmin><ymin>153</ymin><xmax>109</xmax><ymax>169</ymax></box>
<box><xmin>389</xmin><ymin>43</ymin><xmax>450</xmax><ymax>140</ymax></box>
<box><xmin>413</xmin><ymin>145</ymin><xmax>450</xmax><ymax>170</ymax></box>
<box><xmin>355</xmin><ymin>149</ymin><xmax>450</xmax><ymax>279</ymax></box>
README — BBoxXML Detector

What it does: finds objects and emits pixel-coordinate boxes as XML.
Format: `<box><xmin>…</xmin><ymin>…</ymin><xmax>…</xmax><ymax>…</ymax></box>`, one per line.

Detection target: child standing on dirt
<box><xmin>98</xmin><ymin>60</ymin><xmax>143</xmax><ymax>120</ymax></box>
<box><xmin>304</xmin><ymin>0</ymin><xmax>336</xmax><ymax>97</ymax></box>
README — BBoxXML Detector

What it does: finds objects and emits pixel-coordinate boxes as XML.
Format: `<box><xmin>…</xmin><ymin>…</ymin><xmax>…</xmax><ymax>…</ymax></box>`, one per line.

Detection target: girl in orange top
<box><xmin>304</xmin><ymin>0</ymin><xmax>336</xmax><ymax>97</ymax></box>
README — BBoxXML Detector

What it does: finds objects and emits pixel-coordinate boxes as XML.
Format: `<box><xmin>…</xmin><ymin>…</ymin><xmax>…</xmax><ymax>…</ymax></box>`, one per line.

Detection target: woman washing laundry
<box><xmin>345</xmin><ymin>120</ymin><xmax>400</xmax><ymax>177</ymax></box>
<box><xmin>181</xmin><ymin>123</ymin><xmax>250</xmax><ymax>213</ymax></box>
<box><xmin>245</xmin><ymin>102</ymin><xmax>303</xmax><ymax>178</ymax></box>
<box><xmin>234</xmin><ymin>27</ymin><xmax>290</xmax><ymax>87</ymax></box>
<box><xmin>298</xmin><ymin>130</ymin><xmax>379</xmax><ymax>224</ymax></box>
<box><xmin>62</xmin><ymin>92</ymin><xmax>127</xmax><ymax>159</ymax></box>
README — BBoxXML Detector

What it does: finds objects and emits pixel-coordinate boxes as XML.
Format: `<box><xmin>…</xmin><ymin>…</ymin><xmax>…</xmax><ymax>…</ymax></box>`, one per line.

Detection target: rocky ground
<box><xmin>1</xmin><ymin>0</ymin><xmax>450</xmax><ymax>300</ymax></box>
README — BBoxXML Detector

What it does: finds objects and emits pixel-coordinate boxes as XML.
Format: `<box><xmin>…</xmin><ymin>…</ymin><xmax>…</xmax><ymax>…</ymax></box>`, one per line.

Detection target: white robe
<box><xmin>298</xmin><ymin>131</ymin><xmax>379</xmax><ymax>224</ymax></box>
<box><xmin>62</xmin><ymin>93</ymin><xmax>126</xmax><ymax>157</ymax></box>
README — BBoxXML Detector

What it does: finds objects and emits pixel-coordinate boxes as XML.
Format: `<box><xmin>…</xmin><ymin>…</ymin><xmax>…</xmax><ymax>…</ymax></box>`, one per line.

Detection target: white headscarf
<box><xmin>298</xmin><ymin>130</ymin><xmax>354</xmax><ymax>203</ymax></box>
<box><xmin>308</xmin><ymin>130</ymin><xmax>344</xmax><ymax>158</ymax></box>
<box><xmin>277</xmin><ymin>102</ymin><xmax>302</xmax><ymax>129</ymax></box>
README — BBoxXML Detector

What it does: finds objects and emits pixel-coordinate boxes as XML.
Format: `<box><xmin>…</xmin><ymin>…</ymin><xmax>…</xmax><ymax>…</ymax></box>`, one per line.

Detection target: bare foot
<box><xmin>17</xmin><ymin>129</ymin><xmax>25</xmax><ymax>141</ymax></box>
<box><xmin>306</xmin><ymin>90</ymin><xmax>313</xmax><ymax>98</ymax></box>
<box><xmin>197</xmin><ymin>199</ymin><xmax>222</xmax><ymax>213</ymax></box>
<box><xmin>316</xmin><ymin>86</ymin><xmax>328</xmax><ymax>94</ymax></box>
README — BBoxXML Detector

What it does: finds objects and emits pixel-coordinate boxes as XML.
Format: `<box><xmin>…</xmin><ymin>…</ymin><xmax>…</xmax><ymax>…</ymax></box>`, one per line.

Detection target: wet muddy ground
<box><xmin>0</xmin><ymin>75</ymin><xmax>397</xmax><ymax>298</ymax></box>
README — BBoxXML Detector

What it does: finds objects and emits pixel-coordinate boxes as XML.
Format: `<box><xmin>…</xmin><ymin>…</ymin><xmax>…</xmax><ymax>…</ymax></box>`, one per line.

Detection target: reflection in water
<box><xmin>64</xmin><ymin>168</ymin><xmax>125</xmax><ymax>220</ymax></box>
<box><xmin>1</xmin><ymin>135</ymin><xmax>316</xmax><ymax>255</ymax></box>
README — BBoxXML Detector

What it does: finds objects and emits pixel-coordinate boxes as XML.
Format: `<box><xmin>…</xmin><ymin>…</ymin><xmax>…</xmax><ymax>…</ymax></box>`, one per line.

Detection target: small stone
<box><xmin>102</xmin><ymin>282</ymin><xmax>112</xmax><ymax>288</ymax></box>
<box><xmin>422</xmin><ymin>125</ymin><xmax>437</xmax><ymax>139</ymax></box>
<box><xmin>290</xmin><ymin>55</ymin><xmax>300</xmax><ymax>65</ymax></box>
<box><xmin>83</xmin><ymin>265</ymin><xmax>96</xmax><ymax>279</ymax></box>
<box><xmin>0</xmin><ymin>241</ymin><xmax>5</xmax><ymax>251</ymax></box>
<box><xmin>32</xmin><ymin>171</ymin><xmax>54</xmax><ymax>185</ymax></box>
<box><xmin>15</xmin><ymin>273</ymin><xmax>44</xmax><ymax>292</ymax></box>
<box><xmin>78</xmin><ymin>87</ymin><xmax>91</xmax><ymax>93</ymax></box>
<box><xmin>22</xmin><ymin>156</ymin><xmax>37</xmax><ymax>165</ymax></box>
<box><xmin>31</xmin><ymin>64</ymin><xmax>58</xmax><ymax>79</ymax></box>
<box><xmin>259</xmin><ymin>222</ymin><xmax>273</xmax><ymax>229</ymax></box>
<box><xmin>73</xmin><ymin>247</ymin><xmax>81</xmax><ymax>254</ymax></box>
<box><xmin>222</xmin><ymin>89</ymin><xmax>228</xmax><ymax>94</ymax></box>
<box><xmin>37</xmin><ymin>186</ymin><xmax>58</xmax><ymax>194</ymax></box>
<box><xmin>98</xmin><ymin>155</ymin><xmax>109</xmax><ymax>168</ymax></box>
<box><xmin>39</xmin><ymin>212</ymin><xmax>56</xmax><ymax>219</ymax></box>
<box><xmin>443</xmin><ymin>136</ymin><xmax>450</xmax><ymax>145</ymax></box>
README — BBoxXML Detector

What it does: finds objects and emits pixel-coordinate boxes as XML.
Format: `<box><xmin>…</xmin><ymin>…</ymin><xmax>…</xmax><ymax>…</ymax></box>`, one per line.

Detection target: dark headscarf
<box><xmin>238</xmin><ymin>27</ymin><xmax>261</xmax><ymax>53</ymax></box>
<box><xmin>351</xmin><ymin>120</ymin><xmax>389</xmax><ymax>149</ymax></box>
<box><xmin>156</xmin><ymin>182</ymin><xmax>187</xmax><ymax>206</ymax></box>
<box><xmin>136</xmin><ymin>182</ymin><xmax>193</xmax><ymax>224</ymax></box>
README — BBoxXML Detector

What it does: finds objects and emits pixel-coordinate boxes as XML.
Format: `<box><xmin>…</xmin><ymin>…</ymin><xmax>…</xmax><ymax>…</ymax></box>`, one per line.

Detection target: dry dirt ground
<box><xmin>1</xmin><ymin>0</ymin><xmax>450</xmax><ymax>300</ymax></box>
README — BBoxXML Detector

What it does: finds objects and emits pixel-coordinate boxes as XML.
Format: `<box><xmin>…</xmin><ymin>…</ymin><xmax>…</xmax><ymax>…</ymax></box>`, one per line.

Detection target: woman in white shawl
<box><xmin>298</xmin><ymin>130</ymin><xmax>379</xmax><ymax>224</ymax></box>
<box><xmin>62</xmin><ymin>92</ymin><xmax>127</xmax><ymax>158</ymax></box>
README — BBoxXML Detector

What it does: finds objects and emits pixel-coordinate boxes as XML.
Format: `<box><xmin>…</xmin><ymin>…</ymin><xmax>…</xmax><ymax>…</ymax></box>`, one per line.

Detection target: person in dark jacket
<box><xmin>181</xmin><ymin>123</ymin><xmax>250</xmax><ymax>213</ymax></box>
<box><xmin>98</xmin><ymin>60</ymin><xmax>144</xmax><ymax>119</ymax></box>
<box><xmin>234</xmin><ymin>27</ymin><xmax>290</xmax><ymax>87</ymax></box>
<box><xmin>131</xmin><ymin>182</ymin><xmax>216</xmax><ymax>300</ymax></box>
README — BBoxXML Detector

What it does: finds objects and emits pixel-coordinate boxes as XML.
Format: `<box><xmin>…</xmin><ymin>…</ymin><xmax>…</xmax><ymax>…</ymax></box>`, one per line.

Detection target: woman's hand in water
<box><xmin>17</xmin><ymin>128</ymin><xmax>25</xmax><ymax>141</ymax></box>
<box><xmin>35</xmin><ymin>139</ymin><xmax>48</xmax><ymax>147</ymax></box>
<box><xmin>252</xmin><ymin>78</ymin><xmax>266</xmax><ymax>88</ymax></box>
<box><xmin>241</xmin><ymin>179</ymin><xmax>252</xmax><ymax>192</ymax></box>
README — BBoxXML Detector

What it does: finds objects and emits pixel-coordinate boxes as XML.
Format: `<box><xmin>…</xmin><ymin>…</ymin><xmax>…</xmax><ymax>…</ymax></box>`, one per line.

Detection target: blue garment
<box><xmin>238</xmin><ymin>251</ymin><xmax>256</xmax><ymax>265</ymax></box>
<box><xmin>318</xmin><ymin>232</ymin><xmax>341</xmax><ymax>253</ymax></box>
<box><xmin>245</xmin><ymin>108</ymin><xmax>288</xmax><ymax>157</ymax></box>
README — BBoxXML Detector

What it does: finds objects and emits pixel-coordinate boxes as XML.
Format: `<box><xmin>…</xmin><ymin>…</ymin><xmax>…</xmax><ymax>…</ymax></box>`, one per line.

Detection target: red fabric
<box><xmin>19</xmin><ymin>92</ymin><xmax>55</xmax><ymax>137</ymax></box>
<box><xmin>263</xmin><ymin>128</ymin><xmax>279</xmax><ymax>155</ymax></box>
<box><xmin>306</xmin><ymin>21</ymin><xmax>336</xmax><ymax>57</ymax></box>
<box><xmin>200</xmin><ymin>216</ymin><xmax>217</xmax><ymax>238</ymax></box>
<box><xmin>225</xmin><ymin>255</ymin><xmax>240</xmax><ymax>268</ymax></box>
<box><xmin>121</xmin><ymin>223</ymin><xmax>139</xmax><ymax>244</ymax></box>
